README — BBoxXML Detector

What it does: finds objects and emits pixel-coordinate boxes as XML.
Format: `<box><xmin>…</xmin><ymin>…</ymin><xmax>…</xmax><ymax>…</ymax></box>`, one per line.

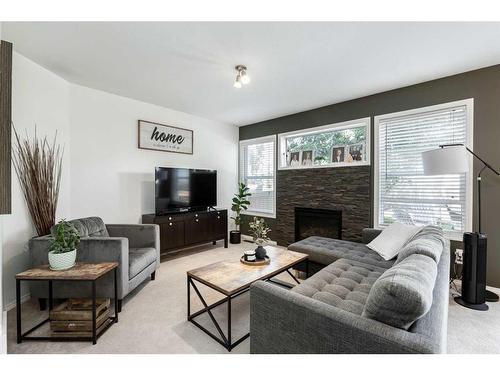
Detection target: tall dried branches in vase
<box><xmin>12</xmin><ymin>126</ymin><xmax>64</xmax><ymax>236</ymax></box>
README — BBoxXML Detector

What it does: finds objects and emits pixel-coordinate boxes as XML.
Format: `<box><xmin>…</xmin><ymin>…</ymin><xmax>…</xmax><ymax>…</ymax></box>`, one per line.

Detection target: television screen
<box><xmin>155</xmin><ymin>167</ymin><xmax>217</xmax><ymax>214</ymax></box>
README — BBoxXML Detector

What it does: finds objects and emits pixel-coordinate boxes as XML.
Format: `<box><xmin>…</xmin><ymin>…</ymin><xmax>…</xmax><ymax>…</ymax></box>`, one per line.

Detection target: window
<box><xmin>374</xmin><ymin>99</ymin><xmax>473</xmax><ymax>238</ymax></box>
<box><xmin>239</xmin><ymin>135</ymin><xmax>276</xmax><ymax>218</ymax></box>
<box><xmin>278</xmin><ymin>118</ymin><xmax>370</xmax><ymax>169</ymax></box>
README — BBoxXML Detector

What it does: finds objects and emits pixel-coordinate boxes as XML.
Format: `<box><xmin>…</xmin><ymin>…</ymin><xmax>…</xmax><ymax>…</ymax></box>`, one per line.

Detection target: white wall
<box><xmin>69</xmin><ymin>84</ymin><xmax>238</xmax><ymax>223</ymax></box>
<box><xmin>2</xmin><ymin>52</ymin><xmax>71</xmax><ymax>308</ymax></box>
<box><xmin>1</xmin><ymin>53</ymin><xmax>239</xmax><ymax>310</ymax></box>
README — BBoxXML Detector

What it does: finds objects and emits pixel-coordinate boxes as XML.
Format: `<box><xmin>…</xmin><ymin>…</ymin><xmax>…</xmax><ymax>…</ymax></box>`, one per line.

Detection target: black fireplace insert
<box><xmin>294</xmin><ymin>207</ymin><xmax>342</xmax><ymax>242</ymax></box>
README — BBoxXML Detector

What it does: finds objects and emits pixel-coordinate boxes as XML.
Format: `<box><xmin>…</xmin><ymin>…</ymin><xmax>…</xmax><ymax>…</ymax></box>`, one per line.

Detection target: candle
<box><xmin>244</xmin><ymin>250</ymin><xmax>256</xmax><ymax>262</ymax></box>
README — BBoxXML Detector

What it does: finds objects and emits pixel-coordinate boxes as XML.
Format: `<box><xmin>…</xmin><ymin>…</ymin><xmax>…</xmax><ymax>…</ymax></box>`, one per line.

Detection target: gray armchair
<box><xmin>29</xmin><ymin>217</ymin><xmax>160</xmax><ymax>312</ymax></box>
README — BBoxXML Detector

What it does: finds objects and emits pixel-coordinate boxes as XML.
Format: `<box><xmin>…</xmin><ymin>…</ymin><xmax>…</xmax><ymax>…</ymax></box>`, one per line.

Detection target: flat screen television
<box><xmin>155</xmin><ymin>167</ymin><xmax>217</xmax><ymax>214</ymax></box>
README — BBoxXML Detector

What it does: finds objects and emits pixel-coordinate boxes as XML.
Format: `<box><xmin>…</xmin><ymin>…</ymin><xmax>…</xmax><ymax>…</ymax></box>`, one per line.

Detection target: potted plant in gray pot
<box><xmin>48</xmin><ymin>219</ymin><xmax>80</xmax><ymax>270</ymax></box>
<box><xmin>230</xmin><ymin>182</ymin><xmax>251</xmax><ymax>244</ymax></box>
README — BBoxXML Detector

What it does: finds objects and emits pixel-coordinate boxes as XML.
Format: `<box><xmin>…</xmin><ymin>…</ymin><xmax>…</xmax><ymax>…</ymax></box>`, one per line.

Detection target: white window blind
<box><xmin>375</xmin><ymin>101</ymin><xmax>472</xmax><ymax>235</ymax></box>
<box><xmin>239</xmin><ymin>136</ymin><xmax>276</xmax><ymax>217</ymax></box>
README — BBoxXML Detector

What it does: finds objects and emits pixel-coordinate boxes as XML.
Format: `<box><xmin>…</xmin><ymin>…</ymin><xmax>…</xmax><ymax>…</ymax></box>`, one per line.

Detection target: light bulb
<box><xmin>241</xmin><ymin>73</ymin><xmax>251</xmax><ymax>84</ymax></box>
<box><xmin>234</xmin><ymin>65</ymin><xmax>249</xmax><ymax>88</ymax></box>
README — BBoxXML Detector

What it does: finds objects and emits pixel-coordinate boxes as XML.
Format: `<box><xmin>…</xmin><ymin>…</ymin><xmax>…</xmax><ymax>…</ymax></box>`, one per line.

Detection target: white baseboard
<box><xmin>241</xmin><ymin>234</ymin><xmax>278</xmax><ymax>246</ymax></box>
<box><xmin>4</xmin><ymin>292</ymin><xmax>31</xmax><ymax>312</ymax></box>
<box><xmin>1</xmin><ymin>310</ymin><xmax>6</xmax><ymax>354</ymax></box>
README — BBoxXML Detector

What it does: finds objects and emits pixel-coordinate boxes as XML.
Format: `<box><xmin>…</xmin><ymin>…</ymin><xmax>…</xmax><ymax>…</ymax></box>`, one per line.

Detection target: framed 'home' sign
<box><xmin>138</xmin><ymin>120</ymin><xmax>193</xmax><ymax>155</ymax></box>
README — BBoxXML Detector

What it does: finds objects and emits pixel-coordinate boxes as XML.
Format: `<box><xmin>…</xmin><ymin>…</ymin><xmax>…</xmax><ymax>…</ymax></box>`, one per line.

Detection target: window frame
<box><xmin>277</xmin><ymin>117</ymin><xmax>371</xmax><ymax>170</ymax></box>
<box><xmin>239</xmin><ymin>135</ymin><xmax>277</xmax><ymax>219</ymax></box>
<box><xmin>373</xmin><ymin>99</ymin><xmax>474</xmax><ymax>240</ymax></box>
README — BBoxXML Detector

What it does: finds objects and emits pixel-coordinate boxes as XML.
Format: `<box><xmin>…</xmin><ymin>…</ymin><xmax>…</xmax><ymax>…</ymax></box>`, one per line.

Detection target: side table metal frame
<box><xmin>16</xmin><ymin>267</ymin><xmax>119</xmax><ymax>345</ymax></box>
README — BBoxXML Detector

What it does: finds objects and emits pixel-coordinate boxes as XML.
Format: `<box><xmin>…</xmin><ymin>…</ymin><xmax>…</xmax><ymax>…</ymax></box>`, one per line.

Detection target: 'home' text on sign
<box><xmin>138</xmin><ymin>120</ymin><xmax>193</xmax><ymax>154</ymax></box>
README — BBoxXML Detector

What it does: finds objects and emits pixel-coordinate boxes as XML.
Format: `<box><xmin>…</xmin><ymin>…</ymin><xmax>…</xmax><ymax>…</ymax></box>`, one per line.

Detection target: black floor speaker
<box><xmin>454</xmin><ymin>232</ymin><xmax>489</xmax><ymax>311</ymax></box>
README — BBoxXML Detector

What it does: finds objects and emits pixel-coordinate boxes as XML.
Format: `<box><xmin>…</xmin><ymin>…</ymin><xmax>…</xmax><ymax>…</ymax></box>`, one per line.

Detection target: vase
<box><xmin>48</xmin><ymin>249</ymin><xmax>77</xmax><ymax>270</ymax></box>
<box><xmin>255</xmin><ymin>245</ymin><xmax>267</xmax><ymax>260</ymax></box>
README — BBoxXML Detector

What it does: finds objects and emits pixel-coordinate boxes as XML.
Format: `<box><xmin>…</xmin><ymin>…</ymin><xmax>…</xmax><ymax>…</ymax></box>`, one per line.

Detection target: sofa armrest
<box><xmin>106</xmin><ymin>224</ymin><xmax>160</xmax><ymax>269</ymax></box>
<box><xmin>362</xmin><ymin>228</ymin><xmax>382</xmax><ymax>244</ymax></box>
<box><xmin>106</xmin><ymin>224</ymin><xmax>159</xmax><ymax>249</ymax></box>
<box><xmin>250</xmin><ymin>281</ymin><xmax>440</xmax><ymax>354</ymax></box>
<box><xmin>29</xmin><ymin>236</ymin><xmax>130</xmax><ymax>298</ymax></box>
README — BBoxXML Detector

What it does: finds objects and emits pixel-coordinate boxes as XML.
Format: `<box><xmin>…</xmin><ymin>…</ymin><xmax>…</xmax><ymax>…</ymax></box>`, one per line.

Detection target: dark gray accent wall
<box><xmin>0</xmin><ymin>40</ymin><xmax>12</xmax><ymax>215</ymax></box>
<box><xmin>240</xmin><ymin>214</ymin><xmax>277</xmax><ymax>239</ymax></box>
<box><xmin>240</xmin><ymin>64</ymin><xmax>500</xmax><ymax>288</ymax></box>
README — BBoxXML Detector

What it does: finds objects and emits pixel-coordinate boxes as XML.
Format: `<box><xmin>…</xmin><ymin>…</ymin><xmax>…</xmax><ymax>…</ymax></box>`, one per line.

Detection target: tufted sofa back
<box><xmin>52</xmin><ymin>217</ymin><xmax>109</xmax><ymax>237</ymax></box>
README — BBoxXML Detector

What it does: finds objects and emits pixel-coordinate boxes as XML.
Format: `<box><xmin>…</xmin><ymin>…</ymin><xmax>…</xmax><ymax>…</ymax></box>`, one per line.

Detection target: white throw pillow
<box><xmin>367</xmin><ymin>223</ymin><xmax>421</xmax><ymax>261</ymax></box>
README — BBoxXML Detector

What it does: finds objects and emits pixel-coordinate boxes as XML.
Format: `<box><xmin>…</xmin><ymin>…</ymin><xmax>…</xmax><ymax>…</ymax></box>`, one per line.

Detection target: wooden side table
<box><xmin>16</xmin><ymin>262</ymin><xmax>119</xmax><ymax>345</ymax></box>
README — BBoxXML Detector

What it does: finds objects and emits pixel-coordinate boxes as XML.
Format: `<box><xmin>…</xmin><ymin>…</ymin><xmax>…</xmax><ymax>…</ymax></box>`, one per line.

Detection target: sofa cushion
<box><xmin>288</xmin><ymin>236</ymin><xmax>394</xmax><ymax>269</ymax></box>
<box><xmin>66</xmin><ymin>217</ymin><xmax>109</xmax><ymax>237</ymax></box>
<box><xmin>362</xmin><ymin>253</ymin><xmax>438</xmax><ymax>329</ymax></box>
<box><xmin>129</xmin><ymin>247</ymin><xmax>157</xmax><ymax>279</ymax></box>
<box><xmin>291</xmin><ymin>258</ymin><xmax>387</xmax><ymax>315</ymax></box>
<box><xmin>395</xmin><ymin>226</ymin><xmax>445</xmax><ymax>265</ymax></box>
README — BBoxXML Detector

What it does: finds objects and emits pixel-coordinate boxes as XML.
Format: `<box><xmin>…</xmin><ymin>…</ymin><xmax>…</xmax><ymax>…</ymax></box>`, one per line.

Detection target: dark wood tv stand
<box><xmin>142</xmin><ymin>209</ymin><xmax>228</xmax><ymax>254</ymax></box>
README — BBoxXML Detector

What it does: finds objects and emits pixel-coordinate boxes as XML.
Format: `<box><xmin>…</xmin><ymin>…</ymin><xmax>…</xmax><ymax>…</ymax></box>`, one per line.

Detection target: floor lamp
<box><xmin>422</xmin><ymin>143</ymin><xmax>499</xmax><ymax>308</ymax></box>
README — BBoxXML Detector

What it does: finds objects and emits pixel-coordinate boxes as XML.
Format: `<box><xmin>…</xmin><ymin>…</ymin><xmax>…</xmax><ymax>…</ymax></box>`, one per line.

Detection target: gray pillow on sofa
<box><xmin>362</xmin><ymin>253</ymin><xmax>437</xmax><ymax>329</ymax></box>
<box><xmin>395</xmin><ymin>226</ymin><xmax>445</xmax><ymax>265</ymax></box>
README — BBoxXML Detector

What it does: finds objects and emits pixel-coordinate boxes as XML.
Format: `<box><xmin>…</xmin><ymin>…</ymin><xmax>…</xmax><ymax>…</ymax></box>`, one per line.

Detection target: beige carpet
<box><xmin>6</xmin><ymin>242</ymin><xmax>500</xmax><ymax>354</ymax></box>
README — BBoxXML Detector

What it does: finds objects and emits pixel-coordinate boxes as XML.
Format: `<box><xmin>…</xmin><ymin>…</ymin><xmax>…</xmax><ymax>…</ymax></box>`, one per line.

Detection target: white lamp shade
<box><xmin>421</xmin><ymin>146</ymin><xmax>469</xmax><ymax>175</ymax></box>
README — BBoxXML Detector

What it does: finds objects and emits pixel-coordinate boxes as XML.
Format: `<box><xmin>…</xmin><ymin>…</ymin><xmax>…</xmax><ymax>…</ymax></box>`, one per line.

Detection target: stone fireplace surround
<box><xmin>274</xmin><ymin>165</ymin><xmax>371</xmax><ymax>246</ymax></box>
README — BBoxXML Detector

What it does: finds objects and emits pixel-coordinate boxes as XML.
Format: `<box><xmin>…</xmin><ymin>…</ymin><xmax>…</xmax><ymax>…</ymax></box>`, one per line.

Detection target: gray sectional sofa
<box><xmin>29</xmin><ymin>217</ymin><xmax>160</xmax><ymax>311</ymax></box>
<box><xmin>250</xmin><ymin>226</ymin><xmax>449</xmax><ymax>354</ymax></box>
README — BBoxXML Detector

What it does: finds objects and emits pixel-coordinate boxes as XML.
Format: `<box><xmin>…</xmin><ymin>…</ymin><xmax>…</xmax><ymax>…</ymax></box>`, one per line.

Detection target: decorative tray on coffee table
<box><xmin>240</xmin><ymin>256</ymin><xmax>270</xmax><ymax>266</ymax></box>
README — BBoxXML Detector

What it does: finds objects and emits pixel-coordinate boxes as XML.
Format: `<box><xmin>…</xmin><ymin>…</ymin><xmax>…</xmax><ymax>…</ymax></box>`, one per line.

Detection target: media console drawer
<box><xmin>142</xmin><ymin>210</ymin><xmax>228</xmax><ymax>253</ymax></box>
<box><xmin>160</xmin><ymin>221</ymin><xmax>185</xmax><ymax>249</ymax></box>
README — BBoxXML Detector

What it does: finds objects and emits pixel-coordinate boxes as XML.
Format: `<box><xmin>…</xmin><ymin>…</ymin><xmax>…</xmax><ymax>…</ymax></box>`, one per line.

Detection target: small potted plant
<box><xmin>230</xmin><ymin>182</ymin><xmax>251</xmax><ymax>244</ymax></box>
<box><xmin>48</xmin><ymin>219</ymin><xmax>80</xmax><ymax>270</ymax></box>
<box><xmin>249</xmin><ymin>217</ymin><xmax>271</xmax><ymax>260</ymax></box>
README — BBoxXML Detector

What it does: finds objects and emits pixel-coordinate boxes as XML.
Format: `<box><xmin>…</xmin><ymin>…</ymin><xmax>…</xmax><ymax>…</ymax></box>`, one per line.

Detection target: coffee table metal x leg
<box><xmin>187</xmin><ymin>276</ymin><xmax>249</xmax><ymax>351</ymax></box>
<box><xmin>187</xmin><ymin>268</ymin><xmax>301</xmax><ymax>352</ymax></box>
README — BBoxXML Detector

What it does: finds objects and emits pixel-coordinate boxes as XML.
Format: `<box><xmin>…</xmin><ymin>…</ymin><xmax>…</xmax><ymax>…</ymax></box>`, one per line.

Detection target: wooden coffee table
<box><xmin>187</xmin><ymin>246</ymin><xmax>308</xmax><ymax>351</ymax></box>
<box><xmin>16</xmin><ymin>262</ymin><xmax>119</xmax><ymax>345</ymax></box>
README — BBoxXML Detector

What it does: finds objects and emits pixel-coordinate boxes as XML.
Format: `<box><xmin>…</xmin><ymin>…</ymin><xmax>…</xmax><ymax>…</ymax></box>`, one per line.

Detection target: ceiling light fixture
<box><xmin>233</xmin><ymin>74</ymin><xmax>242</xmax><ymax>88</ymax></box>
<box><xmin>234</xmin><ymin>65</ymin><xmax>250</xmax><ymax>88</ymax></box>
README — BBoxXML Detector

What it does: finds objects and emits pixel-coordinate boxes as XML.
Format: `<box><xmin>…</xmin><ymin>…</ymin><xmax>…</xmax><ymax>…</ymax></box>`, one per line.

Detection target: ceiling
<box><xmin>4</xmin><ymin>22</ymin><xmax>500</xmax><ymax>126</ymax></box>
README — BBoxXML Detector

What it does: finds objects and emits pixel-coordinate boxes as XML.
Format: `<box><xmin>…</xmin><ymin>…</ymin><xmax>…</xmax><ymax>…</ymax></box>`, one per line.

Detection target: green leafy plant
<box><xmin>49</xmin><ymin>219</ymin><xmax>80</xmax><ymax>254</ymax></box>
<box><xmin>249</xmin><ymin>217</ymin><xmax>271</xmax><ymax>245</ymax></box>
<box><xmin>231</xmin><ymin>182</ymin><xmax>251</xmax><ymax>231</ymax></box>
